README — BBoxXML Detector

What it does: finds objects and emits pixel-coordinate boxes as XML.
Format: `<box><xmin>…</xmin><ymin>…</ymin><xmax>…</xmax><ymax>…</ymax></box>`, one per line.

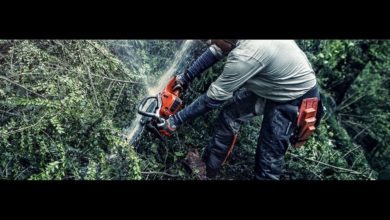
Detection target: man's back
<box><xmin>208</xmin><ymin>40</ymin><xmax>317</xmax><ymax>102</ymax></box>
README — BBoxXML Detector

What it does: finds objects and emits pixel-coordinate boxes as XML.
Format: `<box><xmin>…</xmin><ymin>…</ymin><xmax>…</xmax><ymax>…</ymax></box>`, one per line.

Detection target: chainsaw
<box><xmin>137</xmin><ymin>76</ymin><xmax>183</xmax><ymax>142</ymax></box>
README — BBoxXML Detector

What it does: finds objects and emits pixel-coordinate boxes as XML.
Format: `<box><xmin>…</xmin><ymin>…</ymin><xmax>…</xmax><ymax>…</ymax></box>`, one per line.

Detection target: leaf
<box><xmin>175</xmin><ymin>152</ymin><xmax>184</xmax><ymax>157</ymax></box>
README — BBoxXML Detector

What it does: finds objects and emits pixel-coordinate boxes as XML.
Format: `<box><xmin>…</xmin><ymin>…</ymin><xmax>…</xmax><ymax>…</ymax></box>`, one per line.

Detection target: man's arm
<box><xmin>177</xmin><ymin>45</ymin><xmax>224</xmax><ymax>86</ymax></box>
<box><xmin>172</xmin><ymin>53</ymin><xmax>263</xmax><ymax>127</ymax></box>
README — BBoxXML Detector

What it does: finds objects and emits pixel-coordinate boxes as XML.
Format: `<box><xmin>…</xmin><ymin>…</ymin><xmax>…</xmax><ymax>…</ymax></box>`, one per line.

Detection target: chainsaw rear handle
<box><xmin>137</xmin><ymin>96</ymin><xmax>161</xmax><ymax>121</ymax></box>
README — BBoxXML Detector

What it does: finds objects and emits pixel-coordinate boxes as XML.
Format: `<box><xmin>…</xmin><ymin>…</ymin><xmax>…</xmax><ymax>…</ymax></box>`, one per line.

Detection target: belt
<box><xmin>288</xmin><ymin>84</ymin><xmax>320</xmax><ymax>107</ymax></box>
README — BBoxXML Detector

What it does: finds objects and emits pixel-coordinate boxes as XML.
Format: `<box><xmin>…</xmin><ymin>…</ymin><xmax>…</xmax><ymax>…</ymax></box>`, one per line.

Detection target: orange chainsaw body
<box><xmin>159</xmin><ymin>77</ymin><xmax>183</xmax><ymax>119</ymax></box>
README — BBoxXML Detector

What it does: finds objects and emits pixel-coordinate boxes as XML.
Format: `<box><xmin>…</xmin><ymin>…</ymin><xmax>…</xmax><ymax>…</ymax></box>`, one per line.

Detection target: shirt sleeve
<box><xmin>207</xmin><ymin>53</ymin><xmax>264</xmax><ymax>101</ymax></box>
<box><xmin>209</xmin><ymin>44</ymin><xmax>225</xmax><ymax>59</ymax></box>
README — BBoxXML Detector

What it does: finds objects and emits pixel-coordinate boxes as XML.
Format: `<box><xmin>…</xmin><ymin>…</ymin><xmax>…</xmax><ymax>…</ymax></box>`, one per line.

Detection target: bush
<box><xmin>0</xmin><ymin>40</ymin><xmax>141</xmax><ymax>180</ymax></box>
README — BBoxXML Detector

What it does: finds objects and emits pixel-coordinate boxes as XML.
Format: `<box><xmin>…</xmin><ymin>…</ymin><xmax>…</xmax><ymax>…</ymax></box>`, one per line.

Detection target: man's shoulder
<box><xmin>239</xmin><ymin>40</ymin><xmax>296</xmax><ymax>48</ymax></box>
<box><xmin>230</xmin><ymin>40</ymin><xmax>272</xmax><ymax>62</ymax></box>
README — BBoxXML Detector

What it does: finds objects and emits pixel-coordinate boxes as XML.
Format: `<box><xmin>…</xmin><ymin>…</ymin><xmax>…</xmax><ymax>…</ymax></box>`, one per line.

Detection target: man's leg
<box><xmin>204</xmin><ymin>90</ymin><xmax>265</xmax><ymax>177</ymax></box>
<box><xmin>255</xmin><ymin>101</ymin><xmax>299</xmax><ymax>180</ymax></box>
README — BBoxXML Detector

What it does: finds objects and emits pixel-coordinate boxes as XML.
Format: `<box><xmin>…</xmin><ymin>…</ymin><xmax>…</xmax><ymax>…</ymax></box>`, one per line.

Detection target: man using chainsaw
<box><xmin>158</xmin><ymin>40</ymin><xmax>324</xmax><ymax>180</ymax></box>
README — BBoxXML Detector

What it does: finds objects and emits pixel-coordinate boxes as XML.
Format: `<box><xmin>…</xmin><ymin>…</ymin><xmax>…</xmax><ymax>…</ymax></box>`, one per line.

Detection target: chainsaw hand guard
<box><xmin>138</xmin><ymin>96</ymin><xmax>161</xmax><ymax>120</ymax></box>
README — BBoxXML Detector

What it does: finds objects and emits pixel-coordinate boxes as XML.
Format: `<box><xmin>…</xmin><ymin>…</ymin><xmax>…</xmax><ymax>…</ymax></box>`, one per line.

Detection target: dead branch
<box><xmin>338</xmin><ymin>93</ymin><xmax>367</xmax><ymax>111</ymax></box>
<box><xmin>287</xmin><ymin>152</ymin><xmax>374</xmax><ymax>179</ymax></box>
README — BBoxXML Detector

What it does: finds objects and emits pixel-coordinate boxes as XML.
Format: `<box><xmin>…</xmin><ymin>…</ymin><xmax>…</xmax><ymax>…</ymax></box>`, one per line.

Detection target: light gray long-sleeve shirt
<box><xmin>207</xmin><ymin>40</ymin><xmax>317</xmax><ymax>102</ymax></box>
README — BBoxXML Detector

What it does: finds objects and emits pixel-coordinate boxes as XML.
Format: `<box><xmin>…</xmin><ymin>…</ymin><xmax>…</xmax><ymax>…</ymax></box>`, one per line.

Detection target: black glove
<box><xmin>172</xmin><ymin>74</ymin><xmax>189</xmax><ymax>92</ymax></box>
<box><xmin>157</xmin><ymin>116</ymin><xmax>177</xmax><ymax>137</ymax></box>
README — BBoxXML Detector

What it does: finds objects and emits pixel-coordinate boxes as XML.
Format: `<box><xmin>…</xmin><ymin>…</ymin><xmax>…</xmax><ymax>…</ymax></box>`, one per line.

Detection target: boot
<box><xmin>183</xmin><ymin>149</ymin><xmax>207</xmax><ymax>180</ymax></box>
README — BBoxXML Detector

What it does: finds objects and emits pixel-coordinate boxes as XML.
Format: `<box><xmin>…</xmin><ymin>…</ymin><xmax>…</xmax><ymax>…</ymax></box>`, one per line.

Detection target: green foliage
<box><xmin>103</xmin><ymin>40</ymin><xmax>182</xmax><ymax>79</ymax></box>
<box><xmin>285</xmin><ymin>123</ymin><xmax>373</xmax><ymax>180</ymax></box>
<box><xmin>295</xmin><ymin>40</ymin><xmax>390</xmax><ymax>179</ymax></box>
<box><xmin>335</xmin><ymin>42</ymin><xmax>390</xmax><ymax>177</ymax></box>
<box><xmin>0</xmin><ymin>40</ymin><xmax>141</xmax><ymax>180</ymax></box>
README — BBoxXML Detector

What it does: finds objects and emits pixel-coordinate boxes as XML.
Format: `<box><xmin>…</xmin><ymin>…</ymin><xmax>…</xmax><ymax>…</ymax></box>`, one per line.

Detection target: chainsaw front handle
<box><xmin>137</xmin><ymin>95</ymin><xmax>162</xmax><ymax>121</ymax></box>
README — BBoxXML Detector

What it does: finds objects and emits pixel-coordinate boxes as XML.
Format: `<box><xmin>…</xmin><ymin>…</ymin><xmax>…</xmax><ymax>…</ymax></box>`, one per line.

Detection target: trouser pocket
<box><xmin>255</xmin><ymin>102</ymin><xmax>299</xmax><ymax>180</ymax></box>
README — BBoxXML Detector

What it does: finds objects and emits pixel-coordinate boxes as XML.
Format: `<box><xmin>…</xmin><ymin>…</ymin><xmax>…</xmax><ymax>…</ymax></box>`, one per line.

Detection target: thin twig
<box><xmin>0</xmin><ymin>109</ymin><xmax>20</xmax><ymax>117</ymax></box>
<box><xmin>368</xmin><ymin>170</ymin><xmax>374</xmax><ymax>179</ymax></box>
<box><xmin>42</xmin><ymin>130</ymin><xmax>57</xmax><ymax>157</ymax></box>
<box><xmin>141</xmin><ymin>171</ymin><xmax>180</xmax><ymax>178</ymax></box>
<box><xmin>105</xmin><ymin>81</ymin><xmax>115</xmax><ymax>103</ymax></box>
<box><xmin>8</xmin><ymin>72</ymin><xmax>43</xmax><ymax>79</ymax></box>
<box><xmin>352</xmin><ymin>121</ymin><xmax>377</xmax><ymax>140</ymax></box>
<box><xmin>287</xmin><ymin>152</ymin><xmax>373</xmax><ymax>179</ymax></box>
<box><xmin>339</xmin><ymin>113</ymin><xmax>379</xmax><ymax>119</ymax></box>
<box><xmin>342</xmin><ymin>120</ymin><xmax>366</xmax><ymax>128</ymax></box>
<box><xmin>15</xmin><ymin>168</ymin><xmax>29</xmax><ymax>180</ymax></box>
<box><xmin>342</xmin><ymin>146</ymin><xmax>361</xmax><ymax>158</ymax></box>
<box><xmin>88</xmin><ymin>72</ymin><xmax>140</xmax><ymax>84</ymax></box>
<box><xmin>1</xmin><ymin>113</ymin><xmax>49</xmax><ymax>135</ymax></box>
<box><xmin>3</xmin><ymin>156</ymin><xmax>14</xmax><ymax>178</ymax></box>
<box><xmin>79</xmin><ymin>52</ymin><xmax>100</xmax><ymax>108</ymax></box>
<box><xmin>87</xmin><ymin>66</ymin><xmax>100</xmax><ymax>108</ymax></box>
<box><xmin>86</xmin><ymin>40</ymin><xmax>111</xmax><ymax>60</ymax></box>
<box><xmin>48</xmin><ymin>62</ymin><xmax>142</xmax><ymax>84</ymax></box>
<box><xmin>350</xmin><ymin>153</ymin><xmax>364</xmax><ymax>169</ymax></box>
<box><xmin>293</xmin><ymin>154</ymin><xmax>323</xmax><ymax>180</ymax></box>
<box><xmin>0</xmin><ymin>75</ymin><xmax>45</xmax><ymax>98</ymax></box>
<box><xmin>338</xmin><ymin>93</ymin><xmax>366</xmax><ymax>111</ymax></box>
<box><xmin>10</xmin><ymin>44</ymin><xmax>14</xmax><ymax>74</ymax></box>
<box><xmin>113</xmin><ymin>83</ymin><xmax>126</xmax><ymax>109</ymax></box>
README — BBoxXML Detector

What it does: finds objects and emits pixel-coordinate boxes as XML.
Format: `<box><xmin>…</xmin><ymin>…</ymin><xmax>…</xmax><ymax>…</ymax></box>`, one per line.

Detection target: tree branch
<box><xmin>287</xmin><ymin>152</ymin><xmax>374</xmax><ymax>179</ymax></box>
<box><xmin>0</xmin><ymin>109</ymin><xmax>21</xmax><ymax>117</ymax></box>
<box><xmin>48</xmin><ymin>61</ymin><xmax>142</xmax><ymax>84</ymax></box>
<box><xmin>1</xmin><ymin>113</ymin><xmax>49</xmax><ymax>135</ymax></box>
<box><xmin>86</xmin><ymin>40</ymin><xmax>111</xmax><ymax>60</ymax></box>
<box><xmin>78</xmin><ymin>50</ymin><xmax>100</xmax><ymax>108</ymax></box>
<box><xmin>0</xmin><ymin>75</ymin><xmax>46</xmax><ymax>98</ymax></box>
<box><xmin>141</xmin><ymin>171</ymin><xmax>180</xmax><ymax>178</ymax></box>
<box><xmin>88</xmin><ymin>72</ymin><xmax>140</xmax><ymax>84</ymax></box>
<box><xmin>338</xmin><ymin>93</ymin><xmax>367</xmax><ymax>111</ymax></box>
<box><xmin>15</xmin><ymin>168</ymin><xmax>29</xmax><ymax>180</ymax></box>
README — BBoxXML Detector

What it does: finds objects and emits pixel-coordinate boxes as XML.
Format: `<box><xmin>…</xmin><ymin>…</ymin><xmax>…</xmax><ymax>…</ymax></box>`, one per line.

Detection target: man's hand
<box><xmin>157</xmin><ymin>116</ymin><xmax>177</xmax><ymax>137</ymax></box>
<box><xmin>172</xmin><ymin>74</ymin><xmax>188</xmax><ymax>92</ymax></box>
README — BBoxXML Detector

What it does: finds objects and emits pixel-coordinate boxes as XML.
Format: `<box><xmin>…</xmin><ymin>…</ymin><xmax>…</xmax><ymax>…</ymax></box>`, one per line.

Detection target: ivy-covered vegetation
<box><xmin>1</xmin><ymin>40</ymin><xmax>389</xmax><ymax>180</ymax></box>
<box><xmin>0</xmin><ymin>40</ymin><xmax>142</xmax><ymax>180</ymax></box>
